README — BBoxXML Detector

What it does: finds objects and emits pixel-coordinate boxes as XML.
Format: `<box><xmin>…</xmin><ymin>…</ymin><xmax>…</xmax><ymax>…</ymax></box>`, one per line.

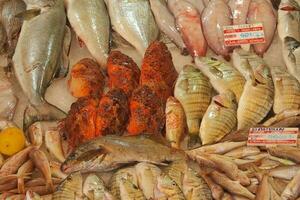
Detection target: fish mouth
<box><xmin>213</xmin><ymin>96</ymin><xmax>227</xmax><ymax>108</ymax></box>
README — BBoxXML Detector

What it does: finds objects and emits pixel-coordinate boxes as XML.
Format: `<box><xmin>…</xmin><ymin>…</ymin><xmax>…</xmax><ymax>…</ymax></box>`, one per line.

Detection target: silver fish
<box><xmin>65</xmin><ymin>0</ymin><xmax>110</xmax><ymax>68</ymax></box>
<box><xmin>282</xmin><ymin>36</ymin><xmax>300</xmax><ymax>82</ymax></box>
<box><xmin>12</xmin><ymin>0</ymin><xmax>66</xmax><ymax>129</ymax></box>
<box><xmin>107</xmin><ymin>0</ymin><xmax>159</xmax><ymax>55</ymax></box>
<box><xmin>149</xmin><ymin>0</ymin><xmax>187</xmax><ymax>53</ymax></box>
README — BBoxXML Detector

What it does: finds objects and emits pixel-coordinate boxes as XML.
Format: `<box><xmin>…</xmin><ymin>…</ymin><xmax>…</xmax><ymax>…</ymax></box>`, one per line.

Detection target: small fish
<box><xmin>282</xmin><ymin>36</ymin><xmax>300</xmax><ymax>82</ymax></box>
<box><xmin>149</xmin><ymin>0</ymin><xmax>187</xmax><ymax>53</ymax></box>
<box><xmin>120</xmin><ymin>178</ymin><xmax>146</xmax><ymax>200</ymax></box>
<box><xmin>202</xmin><ymin>174</ymin><xmax>224</xmax><ymax>200</ymax></box>
<box><xmin>164</xmin><ymin>160</ymin><xmax>188</xmax><ymax>191</ymax></box>
<box><xmin>195</xmin><ymin>57</ymin><xmax>245</xmax><ymax>101</ymax></box>
<box><xmin>83</xmin><ymin>174</ymin><xmax>110</xmax><ymax>200</ymax></box>
<box><xmin>107</xmin><ymin>0</ymin><xmax>159</xmax><ymax>55</ymax></box>
<box><xmin>255</xmin><ymin>175</ymin><xmax>282</xmax><ymax>200</ymax></box>
<box><xmin>52</xmin><ymin>172</ymin><xmax>83</xmax><ymax>200</ymax></box>
<box><xmin>282</xmin><ymin>169</ymin><xmax>300</xmax><ymax>200</ymax></box>
<box><xmin>270</xmin><ymin>65</ymin><xmax>300</xmax><ymax>114</ymax></box>
<box><xmin>157</xmin><ymin>174</ymin><xmax>185</xmax><ymax>200</ymax></box>
<box><xmin>269</xmin><ymin>165</ymin><xmax>300</xmax><ymax>180</ymax></box>
<box><xmin>12</xmin><ymin>0</ymin><xmax>67</xmax><ymax>129</ymax></box>
<box><xmin>17</xmin><ymin>160</ymin><xmax>34</xmax><ymax>194</ymax></box>
<box><xmin>45</xmin><ymin>130</ymin><xmax>65</xmax><ymax>163</ymax></box>
<box><xmin>168</xmin><ymin>0</ymin><xmax>207</xmax><ymax>57</ymax></box>
<box><xmin>49</xmin><ymin>161</ymin><xmax>67</xmax><ymax>179</ymax></box>
<box><xmin>135</xmin><ymin>162</ymin><xmax>162</xmax><ymax>199</ymax></box>
<box><xmin>199</xmin><ymin>91</ymin><xmax>237</xmax><ymax>145</ymax></box>
<box><xmin>166</xmin><ymin>96</ymin><xmax>186</xmax><ymax>149</ymax></box>
<box><xmin>174</xmin><ymin>65</ymin><xmax>212</xmax><ymax>144</ymax></box>
<box><xmin>263</xmin><ymin>109</ymin><xmax>300</xmax><ymax>127</ymax></box>
<box><xmin>65</xmin><ymin>0</ymin><xmax>110</xmax><ymax>68</ymax></box>
<box><xmin>210</xmin><ymin>171</ymin><xmax>255</xmax><ymax>199</ymax></box>
<box><xmin>268</xmin><ymin>146</ymin><xmax>300</xmax><ymax>163</ymax></box>
<box><xmin>29</xmin><ymin>148</ymin><xmax>54</xmax><ymax>192</ymax></box>
<box><xmin>202</xmin><ymin>0</ymin><xmax>232</xmax><ymax>58</ymax></box>
<box><xmin>247</xmin><ymin>0</ymin><xmax>277</xmax><ymax>55</ymax></box>
<box><xmin>224</xmin><ymin>146</ymin><xmax>261</xmax><ymax>159</ymax></box>
<box><xmin>183</xmin><ymin>168</ymin><xmax>213</xmax><ymax>200</ymax></box>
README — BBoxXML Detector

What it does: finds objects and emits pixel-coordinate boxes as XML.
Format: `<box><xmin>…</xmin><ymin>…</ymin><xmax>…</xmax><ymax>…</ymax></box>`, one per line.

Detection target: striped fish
<box><xmin>157</xmin><ymin>174</ymin><xmax>186</xmax><ymax>200</ymax></box>
<box><xmin>119</xmin><ymin>178</ymin><xmax>146</xmax><ymax>200</ymax></box>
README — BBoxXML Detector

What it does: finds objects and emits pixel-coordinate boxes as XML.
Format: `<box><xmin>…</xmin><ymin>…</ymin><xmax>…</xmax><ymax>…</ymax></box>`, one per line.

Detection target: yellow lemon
<box><xmin>0</xmin><ymin>127</ymin><xmax>26</xmax><ymax>156</ymax></box>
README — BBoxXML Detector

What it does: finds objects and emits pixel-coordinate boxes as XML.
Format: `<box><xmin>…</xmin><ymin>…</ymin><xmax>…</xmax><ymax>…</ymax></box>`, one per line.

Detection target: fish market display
<box><xmin>174</xmin><ymin>65</ymin><xmax>212</xmax><ymax>143</ymax></box>
<box><xmin>195</xmin><ymin>57</ymin><xmax>246</xmax><ymax>101</ymax></box>
<box><xmin>149</xmin><ymin>0</ymin><xmax>187</xmax><ymax>53</ymax></box>
<box><xmin>168</xmin><ymin>0</ymin><xmax>207</xmax><ymax>57</ymax></box>
<box><xmin>247</xmin><ymin>0</ymin><xmax>277</xmax><ymax>55</ymax></box>
<box><xmin>65</xmin><ymin>0</ymin><xmax>110</xmax><ymax>68</ymax></box>
<box><xmin>202</xmin><ymin>0</ymin><xmax>232</xmax><ymax>58</ymax></box>
<box><xmin>106</xmin><ymin>0</ymin><xmax>159</xmax><ymax>55</ymax></box>
<box><xmin>12</xmin><ymin>0</ymin><xmax>67</xmax><ymax>129</ymax></box>
<box><xmin>199</xmin><ymin>91</ymin><xmax>237</xmax><ymax>145</ymax></box>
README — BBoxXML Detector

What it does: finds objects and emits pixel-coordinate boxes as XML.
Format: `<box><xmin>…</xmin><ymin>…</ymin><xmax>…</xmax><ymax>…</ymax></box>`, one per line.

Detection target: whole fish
<box><xmin>157</xmin><ymin>174</ymin><xmax>185</xmax><ymax>200</ymax></box>
<box><xmin>135</xmin><ymin>162</ymin><xmax>162</xmax><ymax>199</ymax></box>
<box><xmin>199</xmin><ymin>91</ymin><xmax>237</xmax><ymax>145</ymax></box>
<box><xmin>52</xmin><ymin>172</ymin><xmax>83</xmax><ymax>200</ymax></box>
<box><xmin>120</xmin><ymin>178</ymin><xmax>146</xmax><ymax>200</ymax></box>
<box><xmin>65</xmin><ymin>0</ymin><xmax>110</xmax><ymax>68</ymax></box>
<box><xmin>282</xmin><ymin>36</ymin><xmax>300</xmax><ymax>82</ymax></box>
<box><xmin>183</xmin><ymin>168</ymin><xmax>213</xmax><ymax>200</ymax></box>
<box><xmin>247</xmin><ymin>0</ymin><xmax>277</xmax><ymax>55</ymax></box>
<box><xmin>62</xmin><ymin>135</ymin><xmax>185</xmax><ymax>173</ymax></box>
<box><xmin>168</xmin><ymin>0</ymin><xmax>207</xmax><ymax>57</ymax></box>
<box><xmin>45</xmin><ymin>130</ymin><xmax>65</xmax><ymax>163</ymax></box>
<box><xmin>268</xmin><ymin>146</ymin><xmax>300</xmax><ymax>163</ymax></box>
<box><xmin>107</xmin><ymin>0</ymin><xmax>159</xmax><ymax>55</ymax></box>
<box><xmin>149</xmin><ymin>0</ymin><xmax>187</xmax><ymax>53</ymax></box>
<box><xmin>186</xmin><ymin>0</ymin><xmax>206</xmax><ymax>14</ymax></box>
<box><xmin>195</xmin><ymin>57</ymin><xmax>246</xmax><ymax>101</ymax></box>
<box><xmin>164</xmin><ymin>160</ymin><xmax>188</xmax><ymax>190</ymax></box>
<box><xmin>232</xmin><ymin>49</ymin><xmax>274</xmax><ymax>130</ymax></box>
<box><xmin>12</xmin><ymin>0</ymin><xmax>66</xmax><ymax>130</ymax></box>
<box><xmin>255</xmin><ymin>175</ymin><xmax>281</xmax><ymax>200</ymax></box>
<box><xmin>282</xmin><ymin>169</ymin><xmax>300</xmax><ymax>200</ymax></box>
<box><xmin>202</xmin><ymin>174</ymin><xmax>224</xmax><ymax>200</ymax></box>
<box><xmin>110</xmin><ymin>167</ymin><xmax>138</xmax><ymax>199</ymax></box>
<box><xmin>174</xmin><ymin>65</ymin><xmax>212</xmax><ymax>143</ymax></box>
<box><xmin>83</xmin><ymin>174</ymin><xmax>113</xmax><ymax>200</ymax></box>
<box><xmin>269</xmin><ymin>165</ymin><xmax>300</xmax><ymax>180</ymax></box>
<box><xmin>202</xmin><ymin>0</ymin><xmax>232</xmax><ymax>58</ymax></box>
<box><xmin>165</xmin><ymin>96</ymin><xmax>186</xmax><ymax>149</ymax></box>
<box><xmin>270</xmin><ymin>65</ymin><xmax>300</xmax><ymax>114</ymax></box>
<box><xmin>0</xmin><ymin>0</ymin><xmax>26</xmax><ymax>56</ymax></box>
<box><xmin>224</xmin><ymin>146</ymin><xmax>260</xmax><ymax>158</ymax></box>
<box><xmin>17</xmin><ymin>160</ymin><xmax>34</xmax><ymax>194</ymax></box>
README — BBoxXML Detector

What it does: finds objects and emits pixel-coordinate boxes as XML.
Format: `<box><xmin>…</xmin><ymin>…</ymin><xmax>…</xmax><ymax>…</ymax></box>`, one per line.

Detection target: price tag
<box><xmin>223</xmin><ymin>23</ymin><xmax>266</xmax><ymax>46</ymax></box>
<box><xmin>247</xmin><ymin>127</ymin><xmax>299</xmax><ymax>146</ymax></box>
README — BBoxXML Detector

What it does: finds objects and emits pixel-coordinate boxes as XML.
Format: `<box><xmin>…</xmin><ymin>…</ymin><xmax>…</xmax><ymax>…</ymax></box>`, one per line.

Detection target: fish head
<box><xmin>157</xmin><ymin>174</ymin><xmax>178</xmax><ymax>194</ymax></box>
<box><xmin>212</xmin><ymin>90</ymin><xmax>237</xmax><ymax>110</ymax></box>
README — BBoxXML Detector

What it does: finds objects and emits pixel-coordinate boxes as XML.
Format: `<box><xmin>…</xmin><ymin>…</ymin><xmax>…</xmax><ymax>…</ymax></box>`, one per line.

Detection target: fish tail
<box><xmin>23</xmin><ymin>102</ymin><xmax>66</xmax><ymax>130</ymax></box>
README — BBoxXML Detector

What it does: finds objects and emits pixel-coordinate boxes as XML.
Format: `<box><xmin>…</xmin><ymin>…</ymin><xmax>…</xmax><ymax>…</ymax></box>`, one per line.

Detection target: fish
<box><xmin>186</xmin><ymin>0</ymin><xmax>206</xmax><ymax>14</ymax></box>
<box><xmin>199</xmin><ymin>91</ymin><xmax>237</xmax><ymax>145</ymax></box>
<box><xmin>282</xmin><ymin>169</ymin><xmax>300</xmax><ymax>200</ymax></box>
<box><xmin>135</xmin><ymin>162</ymin><xmax>162</xmax><ymax>199</ymax></box>
<box><xmin>168</xmin><ymin>0</ymin><xmax>207</xmax><ymax>57</ymax></box>
<box><xmin>62</xmin><ymin>135</ymin><xmax>186</xmax><ymax>173</ymax></box>
<box><xmin>186</xmin><ymin>141</ymin><xmax>247</xmax><ymax>155</ymax></box>
<box><xmin>174</xmin><ymin>65</ymin><xmax>212</xmax><ymax>144</ymax></box>
<box><xmin>83</xmin><ymin>174</ymin><xmax>112</xmax><ymax>200</ymax></box>
<box><xmin>29</xmin><ymin>148</ymin><xmax>54</xmax><ymax>192</ymax></box>
<box><xmin>201</xmin><ymin>0</ymin><xmax>232</xmax><ymax>58</ymax></box>
<box><xmin>120</xmin><ymin>178</ymin><xmax>146</xmax><ymax>200</ymax></box>
<box><xmin>210</xmin><ymin>171</ymin><xmax>255</xmax><ymax>199</ymax></box>
<box><xmin>224</xmin><ymin>146</ymin><xmax>261</xmax><ymax>159</ymax></box>
<box><xmin>231</xmin><ymin>48</ymin><xmax>274</xmax><ymax>130</ymax></box>
<box><xmin>201</xmin><ymin>174</ymin><xmax>224</xmax><ymax>200</ymax></box>
<box><xmin>263</xmin><ymin>109</ymin><xmax>300</xmax><ymax>127</ymax></box>
<box><xmin>65</xmin><ymin>0</ymin><xmax>110</xmax><ymax>68</ymax></box>
<box><xmin>269</xmin><ymin>165</ymin><xmax>300</xmax><ymax>180</ymax></box>
<box><xmin>269</xmin><ymin>177</ymin><xmax>290</xmax><ymax>196</ymax></box>
<box><xmin>50</xmin><ymin>161</ymin><xmax>67</xmax><ymax>179</ymax></box>
<box><xmin>195</xmin><ymin>57</ymin><xmax>246</xmax><ymax>101</ymax></box>
<box><xmin>149</xmin><ymin>0</ymin><xmax>187</xmax><ymax>53</ymax></box>
<box><xmin>164</xmin><ymin>160</ymin><xmax>188</xmax><ymax>190</ymax></box>
<box><xmin>247</xmin><ymin>0</ymin><xmax>277</xmax><ymax>55</ymax></box>
<box><xmin>0</xmin><ymin>22</ymin><xmax>6</xmax><ymax>53</ymax></box>
<box><xmin>52</xmin><ymin>172</ymin><xmax>83</xmax><ymax>200</ymax></box>
<box><xmin>0</xmin><ymin>146</ymin><xmax>35</xmax><ymax>176</ymax></box>
<box><xmin>107</xmin><ymin>0</ymin><xmax>159</xmax><ymax>55</ymax></box>
<box><xmin>165</xmin><ymin>96</ymin><xmax>186</xmax><ymax>149</ymax></box>
<box><xmin>270</xmin><ymin>65</ymin><xmax>300</xmax><ymax>114</ymax></box>
<box><xmin>157</xmin><ymin>174</ymin><xmax>185</xmax><ymax>200</ymax></box>
<box><xmin>278</xmin><ymin>0</ymin><xmax>300</xmax><ymax>41</ymax></box>
<box><xmin>0</xmin><ymin>0</ymin><xmax>26</xmax><ymax>57</ymax></box>
<box><xmin>228</xmin><ymin>0</ymin><xmax>251</xmax><ymax>25</ymax></box>
<box><xmin>45</xmin><ymin>130</ymin><xmax>65</xmax><ymax>163</ymax></box>
<box><xmin>255</xmin><ymin>175</ymin><xmax>281</xmax><ymax>200</ymax></box>
<box><xmin>17</xmin><ymin>160</ymin><xmax>34</xmax><ymax>194</ymax></box>
<box><xmin>268</xmin><ymin>146</ymin><xmax>300</xmax><ymax>163</ymax></box>
<box><xmin>183</xmin><ymin>168</ymin><xmax>213</xmax><ymax>200</ymax></box>
<box><xmin>12</xmin><ymin>0</ymin><xmax>67</xmax><ymax>130</ymax></box>
<box><xmin>110</xmin><ymin>167</ymin><xmax>138</xmax><ymax>199</ymax></box>
<box><xmin>282</xmin><ymin>36</ymin><xmax>300</xmax><ymax>82</ymax></box>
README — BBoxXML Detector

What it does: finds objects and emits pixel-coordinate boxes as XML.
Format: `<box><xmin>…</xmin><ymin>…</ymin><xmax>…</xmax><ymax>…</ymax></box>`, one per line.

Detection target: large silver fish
<box><xmin>12</xmin><ymin>0</ymin><xmax>67</xmax><ymax>129</ymax></box>
<box><xmin>65</xmin><ymin>0</ymin><xmax>110</xmax><ymax>69</ymax></box>
<box><xmin>107</xmin><ymin>0</ymin><xmax>159</xmax><ymax>55</ymax></box>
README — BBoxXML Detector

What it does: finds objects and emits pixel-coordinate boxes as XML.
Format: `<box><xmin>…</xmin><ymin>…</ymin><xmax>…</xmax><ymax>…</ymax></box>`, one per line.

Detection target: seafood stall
<box><xmin>0</xmin><ymin>0</ymin><xmax>300</xmax><ymax>199</ymax></box>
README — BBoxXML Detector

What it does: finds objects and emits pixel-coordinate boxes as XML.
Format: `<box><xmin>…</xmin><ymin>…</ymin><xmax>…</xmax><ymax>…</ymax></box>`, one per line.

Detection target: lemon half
<box><xmin>0</xmin><ymin>127</ymin><xmax>26</xmax><ymax>156</ymax></box>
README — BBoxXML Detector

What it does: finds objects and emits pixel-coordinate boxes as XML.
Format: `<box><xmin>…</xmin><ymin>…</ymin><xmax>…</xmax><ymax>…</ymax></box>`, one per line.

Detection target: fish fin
<box><xmin>209</xmin><ymin>66</ymin><xmax>223</xmax><ymax>78</ymax></box>
<box><xmin>23</xmin><ymin>102</ymin><xmax>66</xmax><ymax>131</ymax></box>
<box><xmin>15</xmin><ymin>9</ymin><xmax>41</xmax><ymax>21</ymax></box>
